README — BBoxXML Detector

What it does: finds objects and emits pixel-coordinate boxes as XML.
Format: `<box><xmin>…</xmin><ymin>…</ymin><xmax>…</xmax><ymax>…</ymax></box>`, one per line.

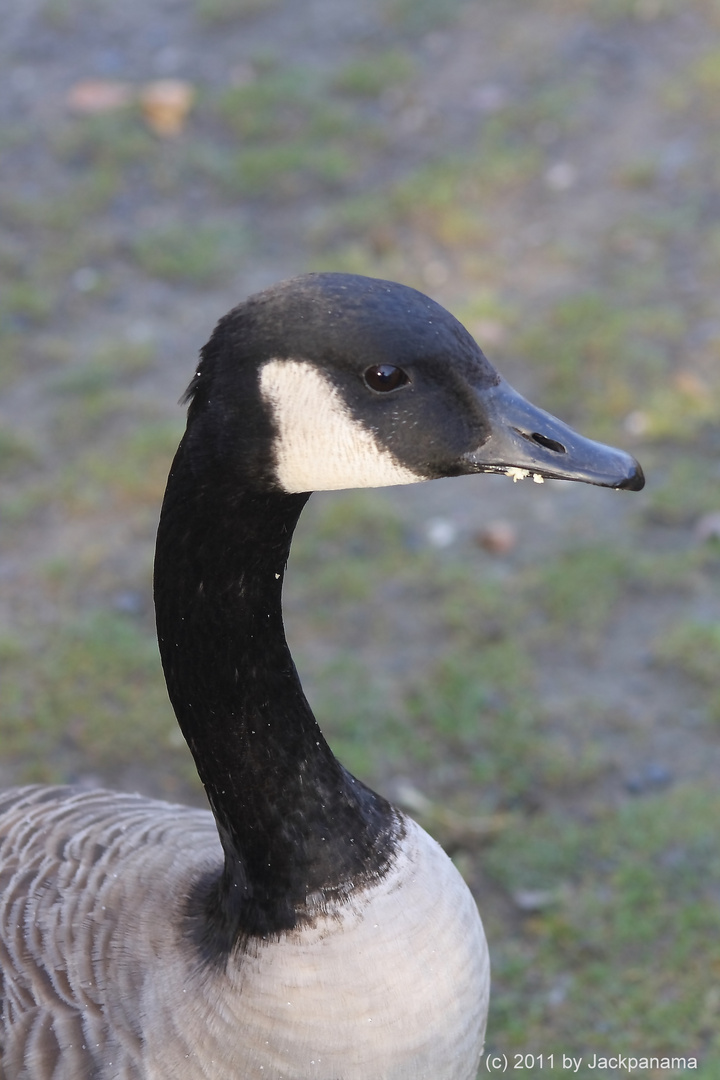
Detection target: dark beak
<box><xmin>465</xmin><ymin>379</ymin><xmax>645</xmax><ymax>491</ymax></box>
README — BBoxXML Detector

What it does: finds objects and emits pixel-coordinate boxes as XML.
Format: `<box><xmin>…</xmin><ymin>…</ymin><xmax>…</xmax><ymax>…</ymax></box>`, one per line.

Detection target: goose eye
<box><xmin>363</xmin><ymin>364</ymin><xmax>410</xmax><ymax>393</ymax></box>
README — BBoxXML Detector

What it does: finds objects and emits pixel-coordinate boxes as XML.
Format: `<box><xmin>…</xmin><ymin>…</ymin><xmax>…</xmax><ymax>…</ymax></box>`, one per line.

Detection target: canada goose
<box><xmin>0</xmin><ymin>273</ymin><xmax>644</xmax><ymax>1080</ymax></box>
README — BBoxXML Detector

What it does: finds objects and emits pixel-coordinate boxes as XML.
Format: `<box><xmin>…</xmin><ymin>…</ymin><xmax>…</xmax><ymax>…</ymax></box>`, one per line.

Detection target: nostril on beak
<box><xmin>531</xmin><ymin>432</ymin><xmax>566</xmax><ymax>454</ymax></box>
<box><xmin>513</xmin><ymin>427</ymin><xmax>567</xmax><ymax>454</ymax></box>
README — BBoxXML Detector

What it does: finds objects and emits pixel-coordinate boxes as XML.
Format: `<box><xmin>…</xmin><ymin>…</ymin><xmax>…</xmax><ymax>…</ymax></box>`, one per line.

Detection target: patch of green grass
<box><xmin>195</xmin><ymin>0</ymin><xmax>279</xmax><ymax>24</ymax></box>
<box><xmin>223</xmin><ymin>142</ymin><xmax>356</xmax><ymax>199</ymax></box>
<box><xmin>311</xmin><ymin>655</ymin><xmax>419</xmax><ymax>780</ymax></box>
<box><xmin>59</xmin><ymin>420</ymin><xmax>182</xmax><ymax>512</ymax></box>
<box><xmin>292</xmin><ymin>523</ymin><xmax>688</xmax><ymax>820</ymax></box>
<box><xmin>556</xmin><ymin>0</ymin><xmax>677</xmax><ymax>21</ymax></box>
<box><xmin>205</xmin><ymin>67</ymin><xmax>368</xmax><ymax>200</ymax></box>
<box><xmin>701</xmin><ymin>222</ymin><xmax>720</xmax><ymax>278</ymax></box>
<box><xmin>0</xmin><ymin>280</ymin><xmax>57</xmax><ymax>328</ymax></box>
<box><xmin>515</xmin><ymin>294</ymin><xmax>626</xmax><ymax>420</ymax></box>
<box><xmin>214</xmin><ymin>68</ymin><xmax>319</xmax><ymax>141</ymax></box>
<box><xmin>40</xmin><ymin>0</ymin><xmax>99</xmax><ymax>28</ymax></box>
<box><xmin>53</xmin><ymin>343</ymin><xmax>155</xmax><ymax>398</ymax></box>
<box><xmin>7</xmin><ymin>110</ymin><xmax>160</xmax><ymax>261</ymax></box>
<box><xmin>292</xmin><ymin>491</ymin><xmax>521</xmax><ymax>631</ymax></box>
<box><xmin>0</xmin><ymin>612</ymin><xmax>196</xmax><ymax>786</ymax></box>
<box><xmin>405</xmin><ymin>646</ymin><xmax>541</xmax><ymax>801</ymax></box>
<box><xmin>654</xmin><ymin>621</ymin><xmax>720</xmax><ymax>719</ymax></box>
<box><xmin>639</xmin><ymin>373</ymin><xmax>720</xmax><ymax>442</ymax></box>
<box><xmin>314</xmin><ymin>129</ymin><xmax>539</xmax><ymax>267</ymax></box>
<box><xmin>644</xmin><ymin>454</ymin><xmax>720</xmax><ymax>525</ymax></box>
<box><xmin>331</xmin><ymin>50</ymin><xmax>416</xmax><ymax>98</ymax></box>
<box><xmin>631</xmin><ymin>545</ymin><xmax>715</xmax><ymax>592</ymax></box>
<box><xmin>307</xmin><ymin>241</ymin><xmax>395</xmax><ymax>281</ymax></box>
<box><xmin>490</xmin><ymin>81</ymin><xmax>590</xmax><ymax>144</ymax></box>
<box><xmin>213</xmin><ymin>67</ymin><xmax>362</xmax><ymax>145</ymax></box>
<box><xmin>54</xmin><ymin>111</ymin><xmax>156</xmax><ymax>171</ymax></box>
<box><xmin>4</xmin><ymin>170</ymin><xmax>121</xmax><ymax>233</ymax></box>
<box><xmin>130</xmin><ymin>224</ymin><xmax>235</xmax><ymax>285</ymax></box>
<box><xmin>485</xmin><ymin>783</ymin><xmax>720</xmax><ymax>1064</ymax></box>
<box><xmin>303</xmin><ymin>636</ymin><xmax>544</xmax><ymax>806</ymax></box>
<box><xmin>529</xmin><ymin>546</ymin><xmax>634</xmax><ymax>643</ymax></box>
<box><xmin>313</xmin><ymin>62</ymin><xmax>581</xmax><ymax>272</ymax></box>
<box><xmin>298</xmin><ymin>490</ymin><xmax>407</xmax><ymax>551</ymax></box>
<box><xmin>0</xmin><ymin>428</ymin><xmax>39</xmax><ymax>476</ymax></box>
<box><xmin>291</xmin><ymin>492</ymin><xmax>628</xmax><ymax>802</ymax></box>
<box><xmin>514</xmin><ymin>291</ymin><xmax>687</xmax><ymax>433</ymax></box>
<box><xmin>400</xmin><ymin>126</ymin><xmax>540</xmax><ymax>219</ymax></box>
<box><xmin>0</xmin><ymin>335</ymin><xmax>23</xmax><ymax>389</ymax></box>
<box><xmin>390</xmin><ymin>158</ymin><xmax>494</xmax><ymax>245</ymax></box>
<box><xmin>290</xmin><ymin>491</ymin><xmax>410</xmax><ymax>606</ymax></box>
<box><xmin>0</xmin><ymin>125</ymin><xmax>38</xmax><ymax>157</ymax></box>
<box><xmin>50</xmin><ymin>343</ymin><xmax>157</xmax><ymax>442</ymax></box>
<box><xmin>616</xmin><ymin>157</ymin><xmax>659</xmax><ymax>189</ymax></box>
<box><xmin>289</xmin><ymin>494</ymin><xmax>550</xmax><ymax>804</ymax></box>
<box><xmin>382</xmin><ymin>0</ymin><xmax>467</xmax><ymax>34</ymax></box>
<box><xmin>688</xmin><ymin>44</ymin><xmax>720</xmax><ymax>119</ymax></box>
<box><xmin>527</xmin><ymin>540</ymin><xmax>716</xmax><ymax>648</ymax></box>
<box><xmin>453</xmin><ymin>291</ymin><xmax>517</xmax><ymax>341</ymax></box>
<box><xmin>0</xmin><ymin>482</ymin><xmax>53</xmax><ymax>528</ymax></box>
<box><xmin>52</xmin><ymin>388</ymin><xmax>127</xmax><ymax>445</ymax></box>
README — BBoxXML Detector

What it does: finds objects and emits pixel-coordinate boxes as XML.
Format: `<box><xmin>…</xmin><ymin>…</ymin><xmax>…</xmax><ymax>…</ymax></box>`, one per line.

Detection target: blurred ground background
<box><xmin>1</xmin><ymin>0</ymin><xmax>720</xmax><ymax>1075</ymax></box>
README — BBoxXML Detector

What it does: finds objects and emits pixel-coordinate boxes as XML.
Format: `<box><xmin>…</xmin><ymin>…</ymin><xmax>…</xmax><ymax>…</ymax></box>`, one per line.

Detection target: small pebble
<box><xmin>66</xmin><ymin>79</ymin><xmax>133</xmax><ymax>114</ymax></box>
<box><xmin>512</xmin><ymin>888</ymin><xmax>561</xmax><ymax>913</ymax></box>
<box><xmin>695</xmin><ymin>511</ymin><xmax>720</xmax><ymax>544</ymax></box>
<box><xmin>425</xmin><ymin>518</ymin><xmax>457</xmax><ymax>548</ymax></box>
<box><xmin>112</xmin><ymin>590</ymin><xmax>144</xmax><ymax>616</ymax></box>
<box><xmin>476</xmin><ymin>520</ymin><xmax>517</xmax><ymax>554</ymax></box>
<box><xmin>544</xmin><ymin>161</ymin><xmax>577</xmax><ymax>191</ymax></box>
<box><xmin>624</xmin><ymin>409</ymin><xmax>649</xmax><ymax>436</ymax></box>
<box><xmin>469</xmin><ymin>83</ymin><xmax>508</xmax><ymax>113</ymax></box>
<box><xmin>625</xmin><ymin>763</ymin><xmax>673</xmax><ymax>795</ymax></box>
<box><xmin>391</xmin><ymin>779</ymin><xmax>432</xmax><ymax>816</ymax></box>
<box><xmin>140</xmin><ymin>79</ymin><xmax>195</xmax><ymax>137</ymax></box>
<box><xmin>72</xmin><ymin>267</ymin><xmax>100</xmax><ymax>293</ymax></box>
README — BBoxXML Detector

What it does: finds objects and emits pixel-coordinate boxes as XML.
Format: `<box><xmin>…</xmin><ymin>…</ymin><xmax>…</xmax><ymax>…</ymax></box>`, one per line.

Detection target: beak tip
<box><xmin>616</xmin><ymin>459</ymin><xmax>645</xmax><ymax>492</ymax></box>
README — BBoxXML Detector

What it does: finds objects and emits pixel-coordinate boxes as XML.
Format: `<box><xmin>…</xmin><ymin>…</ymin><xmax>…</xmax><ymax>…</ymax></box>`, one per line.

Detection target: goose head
<box><xmin>183</xmin><ymin>272</ymin><xmax>644</xmax><ymax>495</ymax></box>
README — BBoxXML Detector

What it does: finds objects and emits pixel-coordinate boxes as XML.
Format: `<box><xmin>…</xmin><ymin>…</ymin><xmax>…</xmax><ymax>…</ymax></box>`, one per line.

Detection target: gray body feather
<box><xmin>0</xmin><ymin>786</ymin><xmax>489</xmax><ymax>1080</ymax></box>
<box><xmin>0</xmin><ymin>786</ymin><xmax>218</xmax><ymax>1080</ymax></box>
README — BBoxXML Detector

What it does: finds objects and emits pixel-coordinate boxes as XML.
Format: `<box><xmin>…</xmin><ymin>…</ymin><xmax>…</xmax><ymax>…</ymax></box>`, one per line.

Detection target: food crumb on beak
<box><xmin>503</xmin><ymin>467</ymin><xmax>545</xmax><ymax>484</ymax></box>
<box><xmin>505</xmin><ymin>467</ymin><xmax>530</xmax><ymax>483</ymax></box>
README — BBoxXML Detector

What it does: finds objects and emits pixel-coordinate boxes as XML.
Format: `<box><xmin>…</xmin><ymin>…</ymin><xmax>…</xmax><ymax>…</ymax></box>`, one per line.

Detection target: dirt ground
<box><xmin>2</xmin><ymin>0</ymin><xmax>720</xmax><ymax>1075</ymax></box>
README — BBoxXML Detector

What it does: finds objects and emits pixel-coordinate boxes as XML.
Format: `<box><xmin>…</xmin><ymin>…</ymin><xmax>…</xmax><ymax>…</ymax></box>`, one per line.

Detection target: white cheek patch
<box><xmin>259</xmin><ymin>359</ymin><xmax>425</xmax><ymax>493</ymax></box>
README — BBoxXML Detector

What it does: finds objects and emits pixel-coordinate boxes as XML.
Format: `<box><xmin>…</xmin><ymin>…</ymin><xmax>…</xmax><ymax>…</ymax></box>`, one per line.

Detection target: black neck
<box><xmin>153</xmin><ymin>437</ymin><xmax>398</xmax><ymax>941</ymax></box>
